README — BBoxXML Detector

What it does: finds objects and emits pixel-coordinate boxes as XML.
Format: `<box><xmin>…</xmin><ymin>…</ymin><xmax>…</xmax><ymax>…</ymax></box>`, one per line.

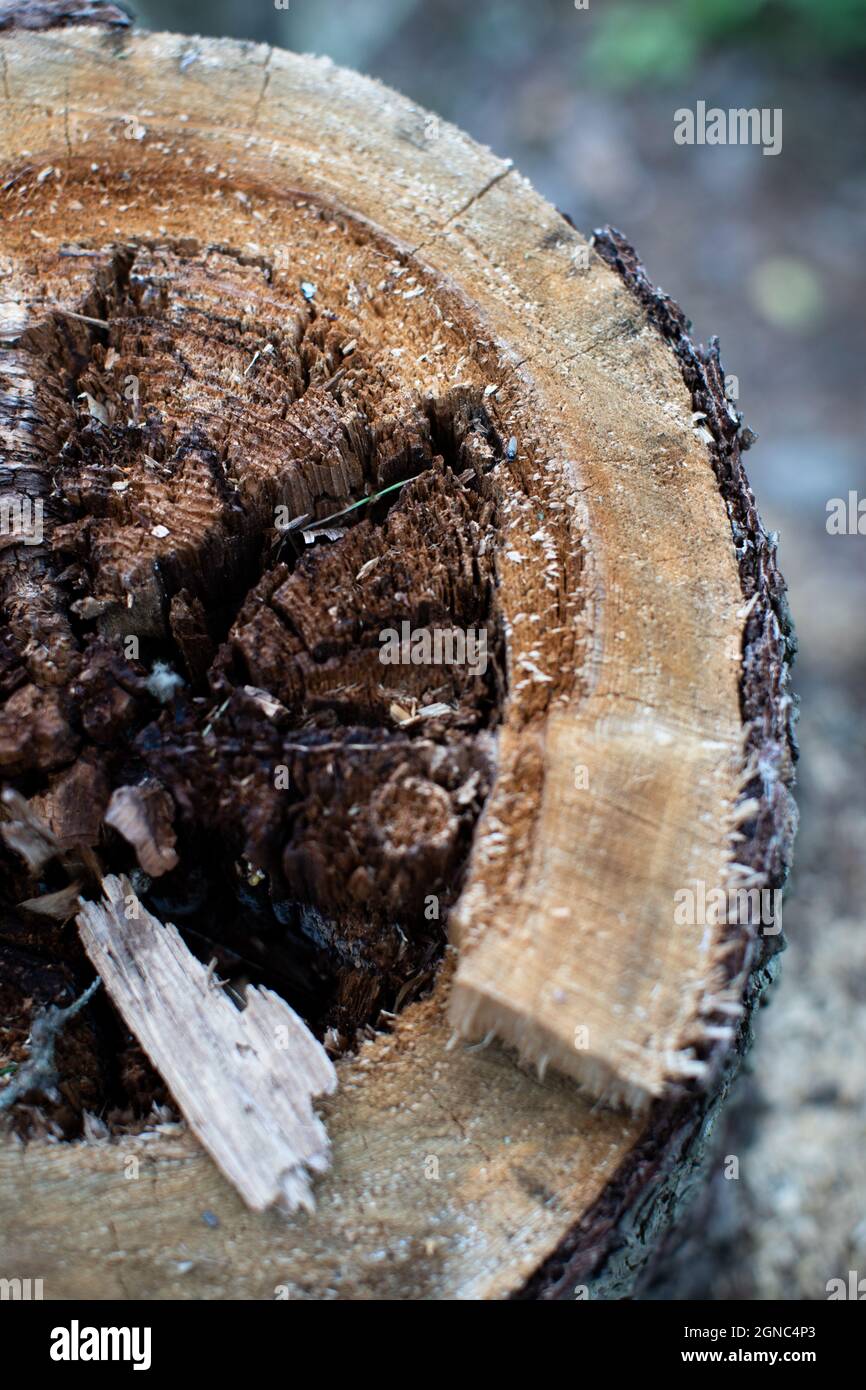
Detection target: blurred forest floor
<box><xmin>136</xmin><ymin>0</ymin><xmax>866</xmax><ymax>1300</ymax></box>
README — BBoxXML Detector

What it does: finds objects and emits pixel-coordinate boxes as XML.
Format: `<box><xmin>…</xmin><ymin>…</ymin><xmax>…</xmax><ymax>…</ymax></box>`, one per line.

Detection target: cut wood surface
<box><xmin>77</xmin><ymin>875</ymin><xmax>336</xmax><ymax>1213</ymax></box>
<box><xmin>0</xmin><ymin>12</ymin><xmax>796</xmax><ymax>1299</ymax></box>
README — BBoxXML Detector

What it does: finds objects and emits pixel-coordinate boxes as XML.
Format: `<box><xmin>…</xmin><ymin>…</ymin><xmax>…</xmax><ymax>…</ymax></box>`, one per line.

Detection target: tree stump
<box><xmin>0</xmin><ymin>7</ymin><xmax>796</xmax><ymax>1299</ymax></box>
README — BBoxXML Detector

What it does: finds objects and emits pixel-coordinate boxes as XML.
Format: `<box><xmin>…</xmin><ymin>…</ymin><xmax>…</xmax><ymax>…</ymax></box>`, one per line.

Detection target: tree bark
<box><xmin>0</xmin><ymin>10</ymin><xmax>796</xmax><ymax>1299</ymax></box>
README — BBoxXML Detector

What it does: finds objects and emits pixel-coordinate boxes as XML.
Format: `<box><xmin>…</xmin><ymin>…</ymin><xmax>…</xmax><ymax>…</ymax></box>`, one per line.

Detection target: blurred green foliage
<box><xmin>587</xmin><ymin>0</ymin><xmax>866</xmax><ymax>85</ymax></box>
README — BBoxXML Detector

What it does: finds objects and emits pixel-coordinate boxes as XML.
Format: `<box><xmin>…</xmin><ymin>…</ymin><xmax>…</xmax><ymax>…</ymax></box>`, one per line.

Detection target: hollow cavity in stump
<box><xmin>0</xmin><ymin>166</ymin><xmax>583</xmax><ymax>1135</ymax></box>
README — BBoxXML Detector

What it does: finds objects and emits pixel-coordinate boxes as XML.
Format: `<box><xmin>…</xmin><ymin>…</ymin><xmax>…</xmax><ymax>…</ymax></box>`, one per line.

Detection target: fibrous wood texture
<box><xmin>77</xmin><ymin>875</ymin><xmax>336</xmax><ymax>1213</ymax></box>
<box><xmin>0</xmin><ymin>12</ymin><xmax>796</xmax><ymax>1299</ymax></box>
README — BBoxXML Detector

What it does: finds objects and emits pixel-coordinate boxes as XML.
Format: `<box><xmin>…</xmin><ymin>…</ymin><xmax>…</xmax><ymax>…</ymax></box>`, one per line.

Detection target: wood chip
<box><xmin>77</xmin><ymin>390</ymin><xmax>110</xmax><ymax>423</ymax></box>
<box><xmin>0</xmin><ymin>786</ymin><xmax>61</xmax><ymax>872</ymax></box>
<box><xmin>77</xmin><ymin>876</ymin><xmax>337</xmax><ymax>1213</ymax></box>
<box><xmin>302</xmin><ymin>525</ymin><xmax>347</xmax><ymax>544</ymax></box>
<box><xmin>104</xmin><ymin>782</ymin><xmax>179</xmax><ymax>878</ymax></box>
<box><xmin>354</xmin><ymin>555</ymin><xmax>381</xmax><ymax>581</ymax></box>
<box><xmin>389</xmin><ymin>701</ymin><xmax>415</xmax><ymax>726</ymax></box>
<box><xmin>17</xmin><ymin>882</ymin><xmax>82</xmax><ymax>921</ymax></box>
<box><xmin>241</xmin><ymin>685</ymin><xmax>286</xmax><ymax>720</ymax></box>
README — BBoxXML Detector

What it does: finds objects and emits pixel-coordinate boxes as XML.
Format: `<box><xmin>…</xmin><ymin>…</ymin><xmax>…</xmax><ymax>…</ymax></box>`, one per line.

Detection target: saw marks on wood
<box><xmin>77</xmin><ymin>875</ymin><xmax>336</xmax><ymax>1213</ymax></box>
<box><xmin>0</xmin><ymin>960</ymin><xmax>642</xmax><ymax>1300</ymax></box>
<box><xmin>451</xmin><ymin>716</ymin><xmax>744</xmax><ymax>1108</ymax></box>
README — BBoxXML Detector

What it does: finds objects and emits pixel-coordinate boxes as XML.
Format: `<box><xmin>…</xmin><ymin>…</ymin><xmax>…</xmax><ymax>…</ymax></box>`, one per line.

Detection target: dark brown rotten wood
<box><xmin>0</xmin><ymin>16</ymin><xmax>796</xmax><ymax>1300</ymax></box>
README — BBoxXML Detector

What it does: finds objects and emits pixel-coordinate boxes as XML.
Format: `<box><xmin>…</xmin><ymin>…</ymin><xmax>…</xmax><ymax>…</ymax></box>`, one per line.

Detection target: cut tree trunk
<box><xmin>0</xmin><ymin>7</ymin><xmax>797</xmax><ymax>1299</ymax></box>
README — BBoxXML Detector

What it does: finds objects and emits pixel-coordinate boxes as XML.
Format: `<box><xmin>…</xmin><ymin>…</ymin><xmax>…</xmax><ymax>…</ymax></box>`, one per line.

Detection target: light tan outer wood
<box><xmin>0</xmin><ymin>970</ymin><xmax>642</xmax><ymax>1301</ymax></box>
<box><xmin>0</xmin><ymin>27</ymin><xmax>747</xmax><ymax>1297</ymax></box>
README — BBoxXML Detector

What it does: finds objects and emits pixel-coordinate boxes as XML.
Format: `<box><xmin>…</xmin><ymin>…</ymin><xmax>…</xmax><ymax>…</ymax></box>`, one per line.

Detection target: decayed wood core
<box><xmin>0</xmin><ymin>160</ymin><xmax>586</xmax><ymax>1135</ymax></box>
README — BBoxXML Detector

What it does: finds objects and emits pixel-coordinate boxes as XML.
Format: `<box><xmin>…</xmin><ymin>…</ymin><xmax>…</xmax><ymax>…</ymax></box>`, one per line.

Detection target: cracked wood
<box><xmin>77</xmin><ymin>875</ymin><xmax>336</xmax><ymax>1213</ymax></box>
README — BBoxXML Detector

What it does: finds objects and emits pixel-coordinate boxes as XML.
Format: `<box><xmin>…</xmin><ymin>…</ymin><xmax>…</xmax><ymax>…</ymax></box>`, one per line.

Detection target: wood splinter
<box><xmin>76</xmin><ymin>875</ymin><xmax>337</xmax><ymax>1214</ymax></box>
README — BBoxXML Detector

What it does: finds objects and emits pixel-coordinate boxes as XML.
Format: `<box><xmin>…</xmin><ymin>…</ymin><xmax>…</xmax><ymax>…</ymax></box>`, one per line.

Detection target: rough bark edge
<box><xmin>515</xmin><ymin>226</ymin><xmax>798</xmax><ymax>1301</ymax></box>
<box><xmin>0</xmin><ymin>1</ymin><xmax>131</xmax><ymax>31</ymax></box>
